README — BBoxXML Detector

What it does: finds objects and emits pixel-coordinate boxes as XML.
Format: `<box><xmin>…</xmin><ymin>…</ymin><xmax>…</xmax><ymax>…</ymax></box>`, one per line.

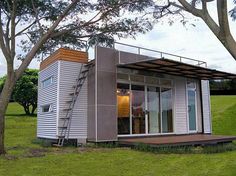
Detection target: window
<box><xmin>41</xmin><ymin>104</ymin><xmax>52</xmax><ymax>113</ymax></box>
<box><xmin>130</xmin><ymin>75</ymin><xmax>144</xmax><ymax>82</ymax></box>
<box><xmin>145</xmin><ymin>76</ymin><xmax>159</xmax><ymax>85</ymax></box>
<box><xmin>42</xmin><ymin>76</ymin><xmax>53</xmax><ymax>88</ymax></box>
<box><xmin>187</xmin><ymin>81</ymin><xmax>196</xmax><ymax>89</ymax></box>
<box><xmin>117</xmin><ymin>73</ymin><xmax>129</xmax><ymax>80</ymax></box>
<box><xmin>160</xmin><ymin>79</ymin><xmax>172</xmax><ymax>87</ymax></box>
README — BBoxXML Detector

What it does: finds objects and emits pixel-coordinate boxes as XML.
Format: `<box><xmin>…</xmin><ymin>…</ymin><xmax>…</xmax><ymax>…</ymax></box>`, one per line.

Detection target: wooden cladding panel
<box><xmin>40</xmin><ymin>48</ymin><xmax>88</xmax><ymax>70</ymax></box>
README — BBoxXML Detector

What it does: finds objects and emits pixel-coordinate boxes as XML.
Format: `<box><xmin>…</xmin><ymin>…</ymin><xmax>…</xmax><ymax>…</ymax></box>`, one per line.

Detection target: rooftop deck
<box><xmin>118</xmin><ymin>134</ymin><xmax>236</xmax><ymax>147</ymax></box>
<box><xmin>114</xmin><ymin>42</ymin><xmax>207</xmax><ymax>67</ymax></box>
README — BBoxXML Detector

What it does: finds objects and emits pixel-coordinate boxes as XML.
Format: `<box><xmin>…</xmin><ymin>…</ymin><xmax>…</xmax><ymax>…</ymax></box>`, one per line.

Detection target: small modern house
<box><xmin>37</xmin><ymin>44</ymin><xmax>236</xmax><ymax>146</ymax></box>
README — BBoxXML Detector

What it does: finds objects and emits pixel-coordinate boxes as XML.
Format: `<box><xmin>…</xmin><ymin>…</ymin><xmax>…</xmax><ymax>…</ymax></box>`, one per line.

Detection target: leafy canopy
<box><xmin>0</xmin><ymin>69</ymin><xmax>38</xmax><ymax>115</ymax></box>
<box><xmin>0</xmin><ymin>0</ymin><xmax>156</xmax><ymax>61</ymax></box>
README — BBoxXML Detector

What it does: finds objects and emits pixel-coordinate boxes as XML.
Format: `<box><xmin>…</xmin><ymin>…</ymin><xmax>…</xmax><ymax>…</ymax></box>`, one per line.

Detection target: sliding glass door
<box><xmin>117</xmin><ymin>82</ymin><xmax>173</xmax><ymax>135</ymax></box>
<box><xmin>147</xmin><ymin>86</ymin><xmax>160</xmax><ymax>133</ymax></box>
<box><xmin>161</xmin><ymin>88</ymin><xmax>173</xmax><ymax>133</ymax></box>
<box><xmin>188</xmin><ymin>89</ymin><xmax>197</xmax><ymax>132</ymax></box>
<box><xmin>131</xmin><ymin>85</ymin><xmax>146</xmax><ymax>134</ymax></box>
<box><xmin>117</xmin><ymin>83</ymin><xmax>130</xmax><ymax>134</ymax></box>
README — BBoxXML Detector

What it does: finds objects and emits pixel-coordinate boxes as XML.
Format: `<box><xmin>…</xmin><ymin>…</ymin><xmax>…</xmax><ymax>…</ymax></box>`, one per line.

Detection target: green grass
<box><xmin>0</xmin><ymin>97</ymin><xmax>236</xmax><ymax>176</ymax></box>
<box><xmin>211</xmin><ymin>95</ymin><xmax>236</xmax><ymax>135</ymax></box>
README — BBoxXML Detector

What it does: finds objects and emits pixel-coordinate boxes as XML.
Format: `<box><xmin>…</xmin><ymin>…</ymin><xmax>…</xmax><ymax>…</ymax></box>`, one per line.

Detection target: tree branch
<box><xmin>177</xmin><ymin>0</ymin><xmax>203</xmax><ymax>17</ymax></box>
<box><xmin>51</xmin><ymin>5</ymin><xmax>120</xmax><ymax>39</ymax></box>
<box><xmin>0</xmin><ymin>11</ymin><xmax>10</xmax><ymax>59</ymax></box>
<box><xmin>4</xmin><ymin>16</ymin><xmax>11</xmax><ymax>54</ymax></box>
<box><xmin>10</xmin><ymin>0</ymin><xmax>16</xmax><ymax>61</ymax></box>
<box><xmin>217</xmin><ymin>0</ymin><xmax>230</xmax><ymax>38</ymax></box>
<box><xmin>15</xmin><ymin>0</ymin><xmax>80</xmax><ymax>79</ymax></box>
<box><xmin>31</xmin><ymin>0</ymin><xmax>44</xmax><ymax>36</ymax></box>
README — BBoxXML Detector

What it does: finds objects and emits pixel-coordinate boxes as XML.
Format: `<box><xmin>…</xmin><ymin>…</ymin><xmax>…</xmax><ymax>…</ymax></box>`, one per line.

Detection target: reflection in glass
<box><xmin>161</xmin><ymin>88</ymin><xmax>173</xmax><ymax>133</ymax></box>
<box><xmin>117</xmin><ymin>83</ymin><xmax>130</xmax><ymax>134</ymax></box>
<box><xmin>131</xmin><ymin>85</ymin><xmax>145</xmax><ymax>134</ymax></box>
<box><xmin>188</xmin><ymin>90</ymin><xmax>196</xmax><ymax>131</ymax></box>
<box><xmin>147</xmin><ymin>86</ymin><xmax>160</xmax><ymax>133</ymax></box>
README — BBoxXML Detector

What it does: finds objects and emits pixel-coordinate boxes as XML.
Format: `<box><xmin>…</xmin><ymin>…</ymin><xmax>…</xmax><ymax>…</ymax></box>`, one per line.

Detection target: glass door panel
<box><xmin>147</xmin><ymin>86</ymin><xmax>160</xmax><ymax>133</ymax></box>
<box><xmin>161</xmin><ymin>88</ymin><xmax>173</xmax><ymax>133</ymax></box>
<box><xmin>117</xmin><ymin>83</ymin><xmax>130</xmax><ymax>134</ymax></box>
<box><xmin>131</xmin><ymin>85</ymin><xmax>145</xmax><ymax>134</ymax></box>
<box><xmin>188</xmin><ymin>89</ymin><xmax>197</xmax><ymax>131</ymax></box>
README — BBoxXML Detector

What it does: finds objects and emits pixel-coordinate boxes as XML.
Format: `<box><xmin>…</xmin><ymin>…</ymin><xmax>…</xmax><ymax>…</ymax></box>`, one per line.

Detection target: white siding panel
<box><xmin>58</xmin><ymin>61</ymin><xmax>88</xmax><ymax>139</ymax></box>
<box><xmin>175</xmin><ymin>78</ymin><xmax>188</xmax><ymax>134</ymax></box>
<box><xmin>37</xmin><ymin>62</ymin><xmax>58</xmax><ymax>139</ymax></box>
<box><xmin>201</xmin><ymin>80</ymin><xmax>212</xmax><ymax>133</ymax></box>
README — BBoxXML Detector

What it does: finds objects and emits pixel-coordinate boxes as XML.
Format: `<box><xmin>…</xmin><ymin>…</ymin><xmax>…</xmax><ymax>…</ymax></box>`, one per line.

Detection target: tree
<box><xmin>0</xmin><ymin>69</ymin><xmax>38</xmax><ymax>115</ymax></box>
<box><xmin>0</xmin><ymin>77</ymin><xmax>5</xmax><ymax>94</ymax></box>
<box><xmin>13</xmin><ymin>69</ymin><xmax>38</xmax><ymax>115</ymax></box>
<box><xmin>0</xmin><ymin>0</ymin><xmax>156</xmax><ymax>154</ymax></box>
<box><xmin>154</xmin><ymin>0</ymin><xmax>236</xmax><ymax>61</ymax></box>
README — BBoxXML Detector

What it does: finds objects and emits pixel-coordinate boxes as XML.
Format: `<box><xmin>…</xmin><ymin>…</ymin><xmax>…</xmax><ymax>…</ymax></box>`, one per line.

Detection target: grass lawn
<box><xmin>0</xmin><ymin>96</ymin><xmax>236</xmax><ymax>176</ymax></box>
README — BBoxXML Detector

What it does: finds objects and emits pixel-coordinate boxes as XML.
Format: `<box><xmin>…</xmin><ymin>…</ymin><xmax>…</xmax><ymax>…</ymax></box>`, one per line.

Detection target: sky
<box><xmin>0</xmin><ymin>1</ymin><xmax>236</xmax><ymax>76</ymax></box>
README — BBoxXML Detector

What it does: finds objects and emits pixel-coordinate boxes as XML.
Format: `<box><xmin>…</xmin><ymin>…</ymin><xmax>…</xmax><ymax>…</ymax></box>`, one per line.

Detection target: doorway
<box><xmin>187</xmin><ymin>81</ymin><xmax>197</xmax><ymax>132</ymax></box>
<box><xmin>117</xmin><ymin>82</ymin><xmax>173</xmax><ymax>136</ymax></box>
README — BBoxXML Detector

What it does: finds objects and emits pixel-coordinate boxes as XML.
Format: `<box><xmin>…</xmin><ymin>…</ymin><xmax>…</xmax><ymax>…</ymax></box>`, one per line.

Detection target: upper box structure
<box><xmin>40</xmin><ymin>48</ymin><xmax>88</xmax><ymax>70</ymax></box>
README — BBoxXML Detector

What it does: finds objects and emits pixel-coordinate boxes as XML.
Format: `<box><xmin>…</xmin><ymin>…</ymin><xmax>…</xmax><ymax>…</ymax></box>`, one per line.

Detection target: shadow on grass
<box><xmin>6</xmin><ymin>113</ymin><xmax>37</xmax><ymax>117</ymax></box>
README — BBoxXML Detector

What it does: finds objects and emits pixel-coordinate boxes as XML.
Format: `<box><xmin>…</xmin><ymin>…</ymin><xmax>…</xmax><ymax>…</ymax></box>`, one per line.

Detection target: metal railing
<box><xmin>113</xmin><ymin>42</ymin><xmax>207</xmax><ymax>67</ymax></box>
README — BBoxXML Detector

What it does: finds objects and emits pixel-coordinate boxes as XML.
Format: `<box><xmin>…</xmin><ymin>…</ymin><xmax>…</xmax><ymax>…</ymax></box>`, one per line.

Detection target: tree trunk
<box><xmin>31</xmin><ymin>104</ymin><xmax>37</xmax><ymax>115</ymax></box>
<box><xmin>218</xmin><ymin>33</ymin><xmax>236</xmax><ymax>61</ymax></box>
<box><xmin>23</xmin><ymin>105</ymin><xmax>30</xmax><ymax>115</ymax></box>
<box><xmin>0</xmin><ymin>75</ymin><xmax>16</xmax><ymax>154</ymax></box>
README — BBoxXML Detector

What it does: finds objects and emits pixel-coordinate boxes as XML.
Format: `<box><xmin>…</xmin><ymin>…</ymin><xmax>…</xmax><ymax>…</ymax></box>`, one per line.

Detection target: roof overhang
<box><xmin>117</xmin><ymin>58</ymin><xmax>236</xmax><ymax>80</ymax></box>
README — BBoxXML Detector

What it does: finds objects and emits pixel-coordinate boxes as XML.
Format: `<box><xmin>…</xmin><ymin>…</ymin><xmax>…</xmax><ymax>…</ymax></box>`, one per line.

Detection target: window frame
<box><xmin>41</xmin><ymin>104</ymin><xmax>53</xmax><ymax>114</ymax></box>
<box><xmin>42</xmin><ymin>76</ymin><xmax>53</xmax><ymax>88</ymax></box>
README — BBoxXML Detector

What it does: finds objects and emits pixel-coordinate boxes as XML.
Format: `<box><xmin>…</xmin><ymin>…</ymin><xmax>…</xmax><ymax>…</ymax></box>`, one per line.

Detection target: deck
<box><xmin>118</xmin><ymin>134</ymin><xmax>236</xmax><ymax>147</ymax></box>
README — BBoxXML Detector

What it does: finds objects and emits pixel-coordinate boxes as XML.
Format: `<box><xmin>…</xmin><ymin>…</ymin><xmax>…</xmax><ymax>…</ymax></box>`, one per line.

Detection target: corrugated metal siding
<box><xmin>201</xmin><ymin>80</ymin><xmax>212</xmax><ymax>133</ymax></box>
<box><xmin>37</xmin><ymin>62</ymin><xmax>58</xmax><ymax>139</ymax></box>
<box><xmin>58</xmin><ymin>60</ymin><xmax>87</xmax><ymax>139</ymax></box>
<box><xmin>175</xmin><ymin>77</ymin><xmax>188</xmax><ymax>134</ymax></box>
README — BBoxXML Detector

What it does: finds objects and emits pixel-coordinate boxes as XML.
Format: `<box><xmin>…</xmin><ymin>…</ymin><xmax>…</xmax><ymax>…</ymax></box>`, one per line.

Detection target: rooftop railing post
<box><xmin>138</xmin><ymin>47</ymin><xmax>141</xmax><ymax>55</ymax></box>
<box><xmin>180</xmin><ymin>57</ymin><xmax>182</xmax><ymax>62</ymax></box>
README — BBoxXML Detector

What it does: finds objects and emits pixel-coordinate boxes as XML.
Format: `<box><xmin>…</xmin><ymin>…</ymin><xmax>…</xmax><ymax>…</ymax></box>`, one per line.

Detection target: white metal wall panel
<box><xmin>175</xmin><ymin>78</ymin><xmax>188</xmax><ymax>134</ymax></box>
<box><xmin>201</xmin><ymin>80</ymin><xmax>212</xmax><ymax>133</ymax></box>
<box><xmin>37</xmin><ymin>62</ymin><xmax>58</xmax><ymax>139</ymax></box>
<box><xmin>196</xmin><ymin>81</ymin><xmax>203</xmax><ymax>133</ymax></box>
<box><xmin>58</xmin><ymin>61</ymin><xmax>88</xmax><ymax>139</ymax></box>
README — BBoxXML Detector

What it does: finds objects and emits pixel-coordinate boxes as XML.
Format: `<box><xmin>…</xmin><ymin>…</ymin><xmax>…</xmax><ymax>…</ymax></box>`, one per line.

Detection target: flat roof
<box><xmin>117</xmin><ymin>58</ymin><xmax>236</xmax><ymax>80</ymax></box>
<box><xmin>40</xmin><ymin>48</ymin><xmax>88</xmax><ymax>70</ymax></box>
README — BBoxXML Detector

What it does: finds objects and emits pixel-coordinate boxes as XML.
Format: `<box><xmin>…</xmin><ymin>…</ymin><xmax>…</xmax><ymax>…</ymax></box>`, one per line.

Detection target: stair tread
<box><xmin>85</xmin><ymin>62</ymin><xmax>94</xmax><ymax>67</ymax></box>
<box><xmin>58</xmin><ymin>126</ymin><xmax>67</xmax><ymax>129</ymax></box>
<box><xmin>81</xmin><ymin>69</ymin><xmax>89</xmax><ymax>73</ymax></box>
<box><xmin>57</xmin><ymin>135</ymin><xmax>66</xmax><ymax>138</ymax></box>
<box><xmin>59</xmin><ymin>117</ymin><xmax>70</xmax><ymax>119</ymax></box>
<box><xmin>69</xmin><ymin>92</ymin><xmax>79</xmax><ymax>95</ymax></box>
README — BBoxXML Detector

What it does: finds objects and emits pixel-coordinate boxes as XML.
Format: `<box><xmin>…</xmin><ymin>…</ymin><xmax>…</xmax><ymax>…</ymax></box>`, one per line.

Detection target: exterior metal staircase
<box><xmin>53</xmin><ymin>61</ymin><xmax>94</xmax><ymax>147</ymax></box>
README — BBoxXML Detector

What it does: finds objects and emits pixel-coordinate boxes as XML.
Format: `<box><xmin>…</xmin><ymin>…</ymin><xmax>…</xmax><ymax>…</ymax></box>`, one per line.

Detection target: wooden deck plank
<box><xmin>118</xmin><ymin>134</ymin><xmax>236</xmax><ymax>146</ymax></box>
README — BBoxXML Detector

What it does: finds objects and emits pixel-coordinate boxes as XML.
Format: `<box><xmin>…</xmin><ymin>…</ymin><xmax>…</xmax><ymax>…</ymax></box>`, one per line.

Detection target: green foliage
<box><xmin>0</xmin><ymin>0</ymin><xmax>156</xmax><ymax>60</ymax></box>
<box><xmin>13</xmin><ymin>69</ymin><xmax>38</xmax><ymax>115</ymax></box>
<box><xmin>0</xmin><ymin>69</ymin><xmax>38</xmax><ymax>115</ymax></box>
<box><xmin>210</xmin><ymin>80</ymin><xmax>236</xmax><ymax>90</ymax></box>
<box><xmin>0</xmin><ymin>76</ymin><xmax>6</xmax><ymax>93</ymax></box>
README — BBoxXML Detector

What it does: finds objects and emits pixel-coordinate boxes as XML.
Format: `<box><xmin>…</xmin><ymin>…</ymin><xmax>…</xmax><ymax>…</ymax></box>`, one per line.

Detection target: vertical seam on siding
<box><xmin>56</xmin><ymin>61</ymin><xmax>61</xmax><ymax>137</ymax></box>
<box><xmin>95</xmin><ymin>46</ymin><xmax>98</xmax><ymax>142</ymax></box>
